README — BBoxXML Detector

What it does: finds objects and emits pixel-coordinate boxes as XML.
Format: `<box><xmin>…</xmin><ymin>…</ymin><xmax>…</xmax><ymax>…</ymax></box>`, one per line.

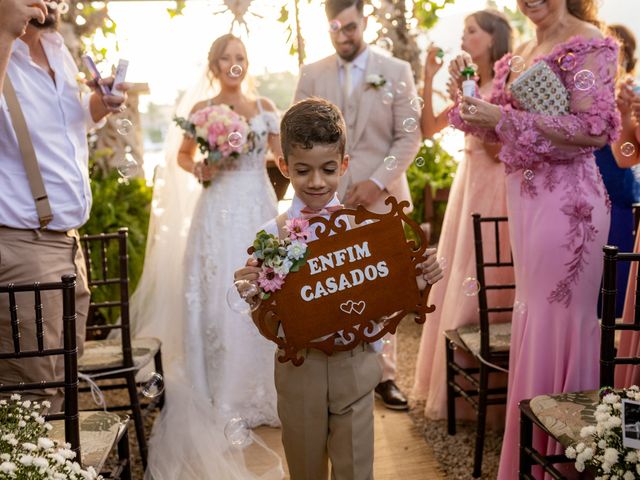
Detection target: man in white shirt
<box><xmin>0</xmin><ymin>0</ymin><xmax>127</xmax><ymax>409</ymax></box>
<box><xmin>293</xmin><ymin>0</ymin><xmax>421</xmax><ymax>410</ymax></box>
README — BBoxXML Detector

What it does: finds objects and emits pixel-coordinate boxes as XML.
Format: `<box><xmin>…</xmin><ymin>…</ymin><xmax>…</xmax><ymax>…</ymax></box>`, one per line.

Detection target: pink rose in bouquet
<box><xmin>174</xmin><ymin>104</ymin><xmax>254</xmax><ymax>186</ymax></box>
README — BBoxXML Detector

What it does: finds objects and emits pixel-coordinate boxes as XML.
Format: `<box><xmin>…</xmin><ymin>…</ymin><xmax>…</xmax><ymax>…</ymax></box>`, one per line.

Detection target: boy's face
<box><xmin>279</xmin><ymin>144</ymin><xmax>349</xmax><ymax>211</ymax></box>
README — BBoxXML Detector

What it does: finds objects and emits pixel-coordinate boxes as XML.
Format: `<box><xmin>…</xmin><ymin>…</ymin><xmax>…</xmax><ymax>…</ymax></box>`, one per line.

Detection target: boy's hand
<box><xmin>234</xmin><ymin>257</ymin><xmax>261</xmax><ymax>283</ymax></box>
<box><xmin>417</xmin><ymin>248</ymin><xmax>443</xmax><ymax>290</ymax></box>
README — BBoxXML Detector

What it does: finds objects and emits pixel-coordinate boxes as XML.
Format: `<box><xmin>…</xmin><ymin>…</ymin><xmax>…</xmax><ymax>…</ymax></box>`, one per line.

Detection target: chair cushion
<box><xmin>49</xmin><ymin>411</ymin><xmax>127</xmax><ymax>470</ymax></box>
<box><xmin>79</xmin><ymin>337</ymin><xmax>161</xmax><ymax>372</ymax></box>
<box><xmin>456</xmin><ymin>322</ymin><xmax>511</xmax><ymax>355</ymax></box>
<box><xmin>529</xmin><ymin>390</ymin><xmax>599</xmax><ymax>448</ymax></box>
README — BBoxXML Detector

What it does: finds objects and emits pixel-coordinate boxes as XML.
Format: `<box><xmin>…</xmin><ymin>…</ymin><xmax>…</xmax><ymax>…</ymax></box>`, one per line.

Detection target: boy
<box><xmin>234</xmin><ymin>98</ymin><xmax>442</xmax><ymax>479</ymax></box>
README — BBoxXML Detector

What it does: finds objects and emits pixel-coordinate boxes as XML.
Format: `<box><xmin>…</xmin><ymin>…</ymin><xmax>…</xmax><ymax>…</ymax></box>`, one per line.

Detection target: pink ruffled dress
<box><xmin>450</xmin><ymin>36</ymin><xmax>620</xmax><ymax>479</ymax></box>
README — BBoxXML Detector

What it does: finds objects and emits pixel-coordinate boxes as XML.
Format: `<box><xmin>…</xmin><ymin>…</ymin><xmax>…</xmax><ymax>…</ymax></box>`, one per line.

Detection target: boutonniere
<box><xmin>366</xmin><ymin>74</ymin><xmax>387</xmax><ymax>90</ymax></box>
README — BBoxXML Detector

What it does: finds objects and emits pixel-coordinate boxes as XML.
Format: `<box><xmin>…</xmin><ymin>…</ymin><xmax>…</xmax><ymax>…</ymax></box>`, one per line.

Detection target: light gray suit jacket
<box><xmin>293</xmin><ymin>47</ymin><xmax>421</xmax><ymax>213</ymax></box>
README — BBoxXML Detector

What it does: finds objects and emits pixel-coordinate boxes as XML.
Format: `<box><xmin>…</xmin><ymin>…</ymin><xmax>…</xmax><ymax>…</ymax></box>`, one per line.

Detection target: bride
<box><xmin>131</xmin><ymin>34</ymin><xmax>283</xmax><ymax>479</ymax></box>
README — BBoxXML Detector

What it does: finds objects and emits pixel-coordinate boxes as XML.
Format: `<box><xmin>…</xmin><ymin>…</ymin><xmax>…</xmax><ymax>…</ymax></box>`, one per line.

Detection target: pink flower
<box><xmin>257</xmin><ymin>268</ymin><xmax>285</xmax><ymax>293</ymax></box>
<box><xmin>284</xmin><ymin>218</ymin><xmax>310</xmax><ymax>241</ymax></box>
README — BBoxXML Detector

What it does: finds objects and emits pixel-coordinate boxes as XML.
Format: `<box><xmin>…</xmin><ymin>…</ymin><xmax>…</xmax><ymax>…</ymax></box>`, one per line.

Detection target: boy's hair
<box><xmin>325</xmin><ymin>0</ymin><xmax>364</xmax><ymax>20</ymax></box>
<box><xmin>280</xmin><ymin>98</ymin><xmax>346</xmax><ymax>162</ymax></box>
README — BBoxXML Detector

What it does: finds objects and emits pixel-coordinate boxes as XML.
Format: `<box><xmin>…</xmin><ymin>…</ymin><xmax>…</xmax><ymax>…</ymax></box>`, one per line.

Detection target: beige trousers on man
<box><xmin>274</xmin><ymin>344</ymin><xmax>383</xmax><ymax>480</ymax></box>
<box><xmin>0</xmin><ymin>228</ymin><xmax>90</xmax><ymax>411</ymax></box>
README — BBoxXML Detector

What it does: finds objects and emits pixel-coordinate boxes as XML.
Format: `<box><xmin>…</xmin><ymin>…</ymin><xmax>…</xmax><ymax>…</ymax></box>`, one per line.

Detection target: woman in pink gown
<box><xmin>412</xmin><ymin>9</ymin><xmax>515</xmax><ymax>422</ymax></box>
<box><xmin>449</xmin><ymin>0</ymin><xmax>620</xmax><ymax>477</ymax></box>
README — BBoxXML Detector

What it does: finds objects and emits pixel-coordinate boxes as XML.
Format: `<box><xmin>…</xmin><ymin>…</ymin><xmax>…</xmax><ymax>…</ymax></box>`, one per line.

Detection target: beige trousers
<box><xmin>0</xmin><ymin>228</ymin><xmax>90</xmax><ymax>411</ymax></box>
<box><xmin>274</xmin><ymin>344</ymin><xmax>383</xmax><ymax>480</ymax></box>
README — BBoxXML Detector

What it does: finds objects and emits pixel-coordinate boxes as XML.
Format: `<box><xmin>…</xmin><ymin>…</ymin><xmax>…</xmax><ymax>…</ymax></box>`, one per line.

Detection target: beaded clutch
<box><xmin>509</xmin><ymin>60</ymin><xmax>570</xmax><ymax>115</ymax></box>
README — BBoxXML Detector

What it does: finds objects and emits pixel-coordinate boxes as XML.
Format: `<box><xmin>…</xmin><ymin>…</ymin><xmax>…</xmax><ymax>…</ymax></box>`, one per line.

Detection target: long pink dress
<box><xmin>412</xmin><ymin>133</ymin><xmax>514</xmax><ymax>422</ymax></box>
<box><xmin>451</xmin><ymin>36</ymin><xmax>620</xmax><ymax>479</ymax></box>
<box><xmin>615</xmin><ymin>232</ymin><xmax>640</xmax><ymax>388</ymax></box>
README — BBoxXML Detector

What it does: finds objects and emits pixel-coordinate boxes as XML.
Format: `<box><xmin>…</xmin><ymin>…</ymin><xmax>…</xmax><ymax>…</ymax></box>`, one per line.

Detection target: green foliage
<box><xmin>406</xmin><ymin>137</ymin><xmax>458</xmax><ymax>240</ymax></box>
<box><xmin>80</xmin><ymin>150</ymin><xmax>153</xmax><ymax>324</ymax></box>
<box><xmin>413</xmin><ymin>0</ymin><xmax>457</xmax><ymax>30</ymax></box>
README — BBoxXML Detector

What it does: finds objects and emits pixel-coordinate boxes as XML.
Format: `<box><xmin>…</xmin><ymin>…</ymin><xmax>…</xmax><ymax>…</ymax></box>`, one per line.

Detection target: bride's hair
<box><xmin>207</xmin><ymin>34</ymin><xmax>248</xmax><ymax>83</ymax></box>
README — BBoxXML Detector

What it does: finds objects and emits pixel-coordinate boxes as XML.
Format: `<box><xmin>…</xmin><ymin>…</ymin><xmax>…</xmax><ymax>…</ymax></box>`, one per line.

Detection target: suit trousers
<box><xmin>0</xmin><ymin>227</ymin><xmax>90</xmax><ymax>411</ymax></box>
<box><xmin>274</xmin><ymin>343</ymin><xmax>382</xmax><ymax>480</ymax></box>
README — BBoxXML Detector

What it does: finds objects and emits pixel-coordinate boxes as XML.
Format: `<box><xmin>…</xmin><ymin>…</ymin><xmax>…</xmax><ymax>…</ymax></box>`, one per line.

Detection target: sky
<box><xmin>103</xmin><ymin>0</ymin><xmax>640</xmax><ymax>111</ymax></box>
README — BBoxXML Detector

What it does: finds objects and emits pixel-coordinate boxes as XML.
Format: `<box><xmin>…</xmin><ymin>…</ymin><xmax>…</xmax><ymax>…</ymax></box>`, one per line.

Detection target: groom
<box><xmin>293</xmin><ymin>0</ymin><xmax>421</xmax><ymax>410</ymax></box>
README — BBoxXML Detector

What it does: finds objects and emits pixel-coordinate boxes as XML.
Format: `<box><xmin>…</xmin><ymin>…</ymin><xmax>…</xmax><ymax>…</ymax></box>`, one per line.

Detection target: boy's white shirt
<box><xmin>259</xmin><ymin>194</ymin><xmax>383</xmax><ymax>352</ymax></box>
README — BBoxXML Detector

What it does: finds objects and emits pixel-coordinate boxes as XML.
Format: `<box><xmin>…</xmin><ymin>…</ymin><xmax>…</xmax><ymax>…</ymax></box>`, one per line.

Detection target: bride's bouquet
<box><xmin>174</xmin><ymin>104</ymin><xmax>254</xmax><ymax>186</ymax></box>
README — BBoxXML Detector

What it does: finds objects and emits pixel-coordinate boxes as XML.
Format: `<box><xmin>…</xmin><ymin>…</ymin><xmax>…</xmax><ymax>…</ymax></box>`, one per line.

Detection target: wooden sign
<box><xmin>250</xmin><ymin>197</ymin><xmax>435</xmax><ymax>365</ymax></box>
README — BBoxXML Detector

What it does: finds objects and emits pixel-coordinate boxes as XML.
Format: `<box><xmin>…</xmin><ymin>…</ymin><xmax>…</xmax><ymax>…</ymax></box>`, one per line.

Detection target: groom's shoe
<box><xmin>375</xmin><ymin>380</ymin><xmax>408</xmax><ymax>411</ymax></box>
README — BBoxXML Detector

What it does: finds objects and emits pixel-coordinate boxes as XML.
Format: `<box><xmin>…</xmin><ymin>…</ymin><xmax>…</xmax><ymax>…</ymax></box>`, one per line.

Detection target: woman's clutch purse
<box><xmin>509</xmin><ymin>60</ymin><xmax>570</xmax><ymax>115</ymax></box>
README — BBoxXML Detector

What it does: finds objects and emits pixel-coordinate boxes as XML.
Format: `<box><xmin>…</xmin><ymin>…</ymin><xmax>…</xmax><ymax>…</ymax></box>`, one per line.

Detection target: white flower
<box><xmin>625</xmin><ymin>451</ymin><xmax>638</xmax><ymax>463</ymax></box>
<box><xmin>576</xmin><ymin>460</ymin><xmax>585</xmax><ymax>472</ymax></box>
<box><xmin>0</xmin><ymin>454</ymin><xmax>9</xmax><ymax>462</ymax></box>
<box><xmin>38</xmin><ymin>437</ymin><xmax>54</xmax><ymax>450</ymax></box>
<box><xmin>42</xmin><ymin>400</ymin><xmax>51</xmax><ymax>409</ymax></box>
<box><xmin>32</xmin><ymin>456</ymin><xmax>48</xmax><ymax>469</ymax></box>
<box><xmin>624</xmin><ymin>471</ymin><xmax>635</xmax><ymax>480</ymax></box>
<box><xmin>19</xmin><ymin>454</ymin><xmax>33</xmax><ymax>466</ymax></box>
<box><xmin>581</xmin><ymin>426</ymin><xmax>597</xmax><ymax>438</ymax></box>
<box><xmin>35</xmin><ymin>416</ymin><xmax>45</xmax><ymax>424</ymax></box>
<box><xmin>366</xmin><ymin>74</ymin><xmax>386</xmax><ymax>88</ymax></box>
<box><xmin>22</xmin><ymin>442</ymin><xmax>37</xmax><ymax>451</ymax></box>
<box><xmin>10</xmin><ymin>394</ymin><xmax>20</xmax><ymax>401</ymax></box>
<box><xmin>604</xmin><ymin>448</ymin><xmax>620</xmax><ymax>465</ymax></box>
<box><xmin>21</xmin><ymin>400</ymin><xmax>31</xmax><ymax>408</ymax></box>
<box><xmin>566</xmin><ymin>446</ymin><xmax>577</xmax><ymax>459</ymax></box>
<box><xmin>576</xmin><ymin>442</ymin><xmax>586</xmax><ymax>453</ymax></box>
<box><xmin>274</xmin><ymin>258</ymin><xmax>293</xmax><ymax>276</ymax></box>
<box><xmin>599</xmin><ymin>439</ymin><xmax>608</xmax><ymax>449</ymax></box>
<box><xmin>286</xmin><ymin>240</ymin><xmax>307</xmax><ymax>261</ymax></box>
<box><xmin>608</xmin><ymin>416</ymin><xmax>622</xmax><ymax>428</ymax></box>
<box><xmin>0</xmin><ymin>461</ymin><xmax>16</xmax><ymax>474</ymax></box>
<box><xmin>17</xmin><ymin>420</ymin><xmax>26</xmax><ymax>428</ymax></box>
<box><xmin>49</xmin><ymin>453</ymin><xmax>65</xmax><ymax>465</ymax></box>
<box><xmin>604</xmin><ymin>393</ymin><xmax>619</xmax><ymax>404</ymax></box>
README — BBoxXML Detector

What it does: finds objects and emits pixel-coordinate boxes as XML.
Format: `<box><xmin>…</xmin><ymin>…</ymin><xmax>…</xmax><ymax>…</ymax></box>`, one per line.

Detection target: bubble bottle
<box><xmin>461</xmin><ymin>65</ymin><xmax>478</xmax><ymax>98</ymax></box>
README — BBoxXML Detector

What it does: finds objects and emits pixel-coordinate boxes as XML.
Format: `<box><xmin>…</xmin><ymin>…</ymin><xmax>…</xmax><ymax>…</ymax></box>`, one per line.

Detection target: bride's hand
<box><xmin>193</xmin><ymin>161</ymin><xmax>218</xmax><ymax>183</ymax></box>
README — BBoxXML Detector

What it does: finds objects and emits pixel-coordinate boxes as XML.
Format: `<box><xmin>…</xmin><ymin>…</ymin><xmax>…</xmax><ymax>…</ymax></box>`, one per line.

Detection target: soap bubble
<box><xmin>462</xmin><ymin>277</ymin><xmax>481</xmax><ymax>296</ymax></box>
<box><xmin>508</xmin><ymin>56</ymin><xmax>526</xmax><ymax>73</ymax></box>
<box><xmin>415</xmin><ymin>156</ymin><xmax>425</xmax><ymax>167</ymax></box>
<box><xmin>226</xmin><ymin>280</ymin><xmax>261</xmax><ymax>314</ymax></box>
<box><xmin>395</xmin><ymin>81</ymin><xmax>407</xmax><ymax>95</ymax></box>
<box><xmin>376</xmin><ymin>37</ymin><xmax>394</xmax><ymax>52</ymax></box>
<box><xmin>141</xmin><ymin>372</ymin><xmax>165</xmax><ymax>398</ymax></box>
<box><xmin>558</xmin><ymin>52</ymin><xmax>577</xmax><ymax>71</ymax></box>
<box><xmin>229</xmin><ymin>65</ymin><xmax>243</xmax><ymax>78</ymax></box>
<box><xmin>513</xmin><ymin>301</ymin><xmax>527</xmax><ymax>316</ymax></box>
<box><xmin>574</xmin><ymin>69</ymin><xmax>595</xmax><ymax>91</ymax></box>
<box><xmin>467</xmin><ymin>105</ymin><xmax>478</xmax><ymax>115</ymax></box>
<box><xmin>329</xmin><ymin>19</ymin><xmax>341</xmax><ymax>33</ymax></box>
<box><xmin>523</xmin><ymin>169</ymin><xmax>535</xmax><ymax>182</ymax></box>
<box><xmin>410</xmin><ymin>96</ymin><xmax>424</xmax><ymax>112</ymax></box>
<box><xmin>115</xmin><ymin>118</ymin><xmax>133</xmax><ymax>136</ymax></box>
<box><xmin>58</xmin><ymin>1</ymin><xmax>68</xmax><ymax>14</ymax></box>
<box><xmin>384</xmin><ymin>156</ymin><xmax>398</xmax><ymax>171</ymax></box>
<box><xmin>402</xmin><ymin>117</ymin><xmax>418</xmax><ymax>133</ymax></box>
<box><xmin>620</xmin><ymin>142</ymin><xmax>636</xmax><ymax>157</ymax></box>
<box><xmin>224</xmin><ymin>417</ymin><xmax>252</xmax><ymax>448</ymax></box>
<box><xmin>381</xmin><ymin>89</ymin><xmax>394</xmax><ymax>105</ymax></box>
<box><xmin>228</xmin><ymin>131</ymin><xmax>244</xmax><ymax>148</ymax></box>
<box><xmin>116</xmin><ymin>152</ymin><xmax>138</xmax><ymax>179</ymax></box>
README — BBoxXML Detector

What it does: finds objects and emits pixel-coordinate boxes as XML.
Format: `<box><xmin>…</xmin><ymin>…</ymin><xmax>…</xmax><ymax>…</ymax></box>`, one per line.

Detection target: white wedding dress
<box><xmin>140</xmin><ymin>98</ymin><xmax>284</xmax><ymax>480</ymax></box>
<box><xmin>183</xmin><ymin>104</ymin><xmax>280</xmax><ymax>427</ymax></box>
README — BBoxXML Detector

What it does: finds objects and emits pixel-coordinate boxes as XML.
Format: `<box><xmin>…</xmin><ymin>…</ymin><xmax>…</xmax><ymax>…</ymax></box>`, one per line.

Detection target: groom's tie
<box><xmin>343</xmin><ymin>62</ymin><xmax>353</xmax><ymax>102</ymax></box>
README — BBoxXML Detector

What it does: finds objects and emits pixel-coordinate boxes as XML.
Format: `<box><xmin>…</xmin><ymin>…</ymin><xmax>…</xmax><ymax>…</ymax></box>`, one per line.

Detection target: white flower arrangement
<box><xmin>365</xmin><ymin>74</ymin><xmax>387</xmax><ymax>89</ymax></box>
<box><xmin>0</xmin><ymin>394</ymin><xmax>101</xmax><ymax>479</ymax></box>
<box><xmin>565</xmin><ymin>386</ymin><xmax>640</xmax><ymax>479</ymax></box>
